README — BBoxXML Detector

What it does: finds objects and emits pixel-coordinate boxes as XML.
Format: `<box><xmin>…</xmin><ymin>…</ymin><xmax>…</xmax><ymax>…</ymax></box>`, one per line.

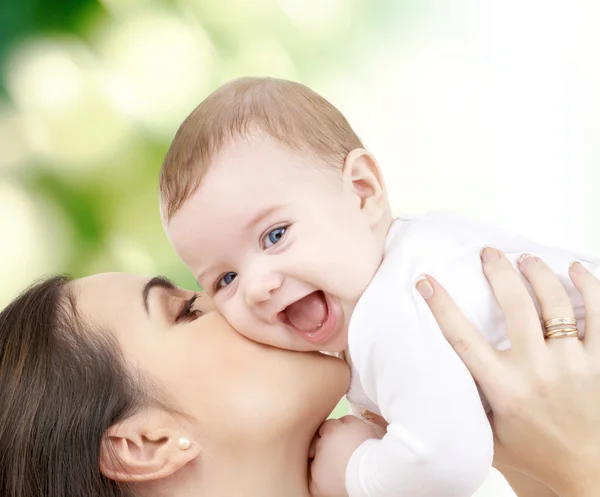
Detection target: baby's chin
<box><xmin>278</xmin><ymin>333</ymin><xmax>348</xmax><ymax>354</ymax></box>
<box><xmin>312</xmin><ymin>332</ymin><xmax>349</xmax><ymax>354</ymax></box>
<box><xmin>322</xmin><ymin>325</ymin><xmax>350</xmax><ymax>352</ymax></box>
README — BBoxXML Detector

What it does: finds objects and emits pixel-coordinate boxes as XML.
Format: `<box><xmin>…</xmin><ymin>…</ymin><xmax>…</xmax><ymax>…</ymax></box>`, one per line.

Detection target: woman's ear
<box><xmin>342</xmin><ymin>148</ymin><xmax>388</xmax><ymax>225</ymax></box>
<box><xmin>99</xmin><ymin>409</ymin><xmax>201</xmax><ymax>483</ymax></box>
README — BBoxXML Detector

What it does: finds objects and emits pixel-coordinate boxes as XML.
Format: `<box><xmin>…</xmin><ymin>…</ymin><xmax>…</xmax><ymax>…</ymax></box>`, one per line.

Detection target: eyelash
<box><xmin>176</xmin><ymin>294</ymin><xmax>202</xmax><ymax>322</ymax></box>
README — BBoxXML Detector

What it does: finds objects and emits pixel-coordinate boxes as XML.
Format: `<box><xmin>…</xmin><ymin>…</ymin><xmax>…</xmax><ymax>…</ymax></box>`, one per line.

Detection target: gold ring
<box><xmin>544</xmin><ymin>327</ymin><xmax>579</xmax><ymax>339</ymax></box>
<box><xmin>544</xmin><ymin>317</ymin><xmax>577</xmax><ymax>329</ymax></box>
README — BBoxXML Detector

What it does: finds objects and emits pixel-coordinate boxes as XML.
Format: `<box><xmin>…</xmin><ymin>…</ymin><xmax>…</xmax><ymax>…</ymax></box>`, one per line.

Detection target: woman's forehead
<box><xmin>70</xmin><ymin>273</ymin><xmax>147</xmax><ymax>320</ymax></box>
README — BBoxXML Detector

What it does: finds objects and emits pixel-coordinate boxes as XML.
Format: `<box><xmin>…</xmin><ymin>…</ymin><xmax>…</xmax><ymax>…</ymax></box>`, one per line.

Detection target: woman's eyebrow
<box><xmin>142</xmin><ymin>276</ymin><xmax>175</xmax><ymax>315</ymax></box>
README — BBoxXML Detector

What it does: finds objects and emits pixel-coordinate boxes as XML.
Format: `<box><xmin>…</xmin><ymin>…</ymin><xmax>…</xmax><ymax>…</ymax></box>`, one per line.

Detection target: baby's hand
<box><xmin>309</xmin><ymin>415</ymin><xmax>378</xmax><ymax>497</ymax></box>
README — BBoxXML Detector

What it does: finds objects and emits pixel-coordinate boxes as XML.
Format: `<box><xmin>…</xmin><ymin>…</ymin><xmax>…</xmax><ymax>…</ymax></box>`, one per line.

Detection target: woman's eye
<box><xmin>177</xmin><ymin>294</ymin><xmax>204</xmax><ymax>322</ymax></box>
<box><xmin>263</xmin><ymin>226</ymin><xmax>287</xmax><ymax>248</ymax></box>
<box><xmin>216</xmin><ymin>272</ymin><xmax>237</xmax><ymax>290</ymax></box>
<box><xmin>182</xmin><ymin>308</ymin><xmax>203</xmax><ymax>320</ymax></box>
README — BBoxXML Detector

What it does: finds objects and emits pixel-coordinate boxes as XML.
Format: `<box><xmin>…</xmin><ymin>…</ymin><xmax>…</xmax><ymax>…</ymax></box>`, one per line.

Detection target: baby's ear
<box><xmin>342</xmin><ymin>148</ymin><xmax>388</xmax><ymax>225</ymax></box>
<box><xmin>99</xmin><ymin>408</ymin><xmax>201</xmax><ymax>483</ymax></box>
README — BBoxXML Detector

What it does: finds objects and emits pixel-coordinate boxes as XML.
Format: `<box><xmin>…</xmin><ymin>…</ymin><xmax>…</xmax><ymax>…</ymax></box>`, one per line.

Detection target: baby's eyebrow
<box><xmin>245</xmin><ymin>205</ymin><xmax>282</xmax><ymax>230</ymax></box>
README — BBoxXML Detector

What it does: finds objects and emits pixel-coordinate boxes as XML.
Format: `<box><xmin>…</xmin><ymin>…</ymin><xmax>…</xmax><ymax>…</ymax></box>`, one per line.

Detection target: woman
<box><xmin>1</xmin><ymin>259</ymin><xmax>599</xmax><ymax>496</ymax></box>
<box><xmin>0</xmin><ymin>272</ymin><xmax>350</xmax><ymax>496</ymax></box>
<box><xmin>417</xmin><ymin>249</ymin><xmax>600</xmax><ymax>497</ymax></box>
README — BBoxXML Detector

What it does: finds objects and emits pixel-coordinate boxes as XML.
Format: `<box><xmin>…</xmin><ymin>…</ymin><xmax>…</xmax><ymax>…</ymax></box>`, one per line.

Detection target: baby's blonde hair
<box><xmin>159</xmin><ymin>77</ymin><xmax>364</xmax><ymax>221</ymax></box>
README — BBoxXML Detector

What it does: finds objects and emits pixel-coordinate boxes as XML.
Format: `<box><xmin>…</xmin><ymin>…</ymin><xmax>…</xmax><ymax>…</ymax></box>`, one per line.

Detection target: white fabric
<box><xmin>345</xmin><ymin>212</ymin><xmax>599</xmax><ymax>497</ymax></box>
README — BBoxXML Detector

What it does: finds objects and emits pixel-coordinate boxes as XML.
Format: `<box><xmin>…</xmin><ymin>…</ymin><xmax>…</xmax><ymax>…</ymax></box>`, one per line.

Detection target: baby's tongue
<box><xmin>286</xmin><ymin>292</ymin><xmax>327</xmax><ymax>332</ymax></box>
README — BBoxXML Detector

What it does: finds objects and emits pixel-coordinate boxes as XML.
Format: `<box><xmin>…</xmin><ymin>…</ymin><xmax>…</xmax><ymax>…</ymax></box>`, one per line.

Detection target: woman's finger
<box><xmin>416</xmin><ymin>275</ymin><xmax>498</xmax><ymax>384</ymax></box>
<box><xmin>481</xmin><ymin>248</ymin><xmax>545</xmax><ymax>353</ymax></box>
<box><xmin>517</xmin><ymin>254</ymin><xmax>580</xmax><ymax>349</ymax></box>
<box><xmin>569</xmin><ymin>262</ymin><xmax>600</xmax><ymax>350</ymax></box>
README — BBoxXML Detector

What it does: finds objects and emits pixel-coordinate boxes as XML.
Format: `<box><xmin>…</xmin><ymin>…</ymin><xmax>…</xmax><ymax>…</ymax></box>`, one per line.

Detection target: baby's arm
<box><xmin>345</xmin><ymin>291</ymin><xmax>494</xmax><ymax>497</ymax></box>
<box><xmin>339</xmin><ymin>224</ymin><xmax>496</xmax><ymax>497</ymax></box>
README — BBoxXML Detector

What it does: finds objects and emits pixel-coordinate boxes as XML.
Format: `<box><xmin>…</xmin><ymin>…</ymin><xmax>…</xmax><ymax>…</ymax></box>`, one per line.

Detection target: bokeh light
<box><xmin>0</xmin><ymin>182</ymin><xmax>70</xmax><ymax>307</ymax></box>
<box><xmin>6</xmin><ymin>39</ymin><xmax>133</xmax><ymax>172</ymax></box>
<box><xmin>222</xmin><ymin>36</ymin><xmax>296</xmax><ymax>80</ymax></box>
<box><xmin>97</xmin><ymin>8</ymin><xmax>214</xmax><ymax>135</ymax></box>
<box><xmin>281</xmin><ymin>0</ymin><xmax>350</xmax><ymax>38</ymax></box>
<box><xmin>0</xmin><ymin>103</ymin><xmax>30</xmax><ymax>171</ymax></box>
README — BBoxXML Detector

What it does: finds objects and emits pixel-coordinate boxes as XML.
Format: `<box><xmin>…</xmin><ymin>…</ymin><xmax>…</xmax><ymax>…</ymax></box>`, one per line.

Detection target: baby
<box><xmin>159</xmin><ymin>77</ymin><xmax>599</xmax><ymax>497</ymax></box>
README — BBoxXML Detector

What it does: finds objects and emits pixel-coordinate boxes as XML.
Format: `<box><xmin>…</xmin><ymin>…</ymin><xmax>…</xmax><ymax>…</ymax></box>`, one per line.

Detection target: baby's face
<box><xmin>165</xmin><ymin>134</ymin><xmax>383</xmax><ymax>352</ymax></box>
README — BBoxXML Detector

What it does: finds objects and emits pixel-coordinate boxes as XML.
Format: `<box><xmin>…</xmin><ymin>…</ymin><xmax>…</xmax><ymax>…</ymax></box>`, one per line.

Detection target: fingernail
<box><xmin>361</xmin><ymin>409</ymin><xmax>374</xmax><ymax>421</ymax></box>
<box><xmin>416</xmin><ymin>275</ymin><xmax>434</xmax><ymax>300</ymax></box>
<box><xmin>570</xmin><ymin>261</ymin><xmax>587</xmax><ymax>274</ymax></box>
<box><xmin>480</xmin><ymin>247</ymin><xmax>500</xmax><ymax>263</ymax></box>
<box><xmin>518</xmin><ymin>253</ymin><xmax>539</xmax><ymax>267</ymax></box>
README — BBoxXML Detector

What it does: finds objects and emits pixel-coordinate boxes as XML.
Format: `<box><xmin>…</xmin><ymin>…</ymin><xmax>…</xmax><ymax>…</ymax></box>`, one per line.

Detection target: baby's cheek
<box><xmin>227</xmin><ymin>308</ymin><xmax>260</xmax><ymax>340</ymax></box>
<box><xmin>198</xmin><ymin>294</ymin><xmax>216</xmax><ymax>312</ymax></box>
<box><xmin>214</xmin><ymin>301</ymin><xmax>243</xmax><ymax>330</ymax></box>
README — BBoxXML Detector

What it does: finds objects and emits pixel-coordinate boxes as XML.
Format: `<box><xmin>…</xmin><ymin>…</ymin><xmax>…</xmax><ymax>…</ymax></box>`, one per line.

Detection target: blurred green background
<box><xmin>3</xmin><ymin>0</ymin><xmax>598</xmax><ymax>309</ymax></box>
<box><xmin>1</xmin><ymin>3</ymin><xmax>597</xmax><ymax>495</ymax></box>
<box><xmin>0</xmin><ymin>0</ymin><xmax>418</xmax><ymax>304</ymax></box>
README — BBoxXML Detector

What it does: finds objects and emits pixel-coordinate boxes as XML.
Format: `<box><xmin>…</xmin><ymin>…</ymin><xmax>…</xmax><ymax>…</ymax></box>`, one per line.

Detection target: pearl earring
<box><xmin>178</xmin><ymin>437</ymin><xmax>191</xmax><ymax>450</ymax></box>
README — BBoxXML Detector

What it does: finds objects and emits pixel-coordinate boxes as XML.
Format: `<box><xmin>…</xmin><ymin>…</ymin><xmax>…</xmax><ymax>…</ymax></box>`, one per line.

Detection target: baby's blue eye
<box><xmin>264</xmin><ymin>226</ymin><xmax>287</xmax><ymax>248</ymax></box>
<box><xmin>216</xmin><ymin>272</ymin><xmax>237</xmax><ymax>290</ymax></box>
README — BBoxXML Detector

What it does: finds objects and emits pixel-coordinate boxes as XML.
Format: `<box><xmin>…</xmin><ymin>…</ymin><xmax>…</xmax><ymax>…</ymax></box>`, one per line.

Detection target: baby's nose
<box><xmin>244</xmin><ymin>274</ymin><xmax>282</xmax><ymax>306</ymax></box>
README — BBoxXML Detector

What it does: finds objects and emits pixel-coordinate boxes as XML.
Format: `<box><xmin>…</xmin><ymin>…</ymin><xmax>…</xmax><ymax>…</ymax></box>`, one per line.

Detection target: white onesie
<box><xmin>345</xmin><ymin>212</ymin><xmax>599</xmax><ymax>497</ymax></box>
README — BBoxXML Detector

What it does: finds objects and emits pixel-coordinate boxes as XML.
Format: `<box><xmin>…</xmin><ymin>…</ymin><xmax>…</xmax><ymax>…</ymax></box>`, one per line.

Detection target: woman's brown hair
<box><xmin>0</xmin><ymin>276</ymin><xmax>143</xmax><ymax>496</ymax></box>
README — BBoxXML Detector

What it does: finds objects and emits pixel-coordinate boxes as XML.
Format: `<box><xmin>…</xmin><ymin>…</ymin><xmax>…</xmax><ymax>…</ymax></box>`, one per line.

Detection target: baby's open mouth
<box><xmin>280</xmin><ymin>291</ymin><xmax>329</xmax><ymax>334</ymax></box>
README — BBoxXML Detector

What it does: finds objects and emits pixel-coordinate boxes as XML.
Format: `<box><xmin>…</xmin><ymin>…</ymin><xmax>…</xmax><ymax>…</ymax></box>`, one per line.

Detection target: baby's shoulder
<box><xmin>393</xmin><ymin>212</ymin><xmax>509</xmax><ymax>244</ymax></box>
<box><xmin>386</xmin><ymin>212</ymin><xmax>491</xmax><ymax>263</ymax></box>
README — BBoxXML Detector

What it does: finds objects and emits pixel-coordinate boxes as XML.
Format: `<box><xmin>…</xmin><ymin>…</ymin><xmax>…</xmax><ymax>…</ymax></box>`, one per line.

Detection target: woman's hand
<box><xmin>416</xmin><ymin>248</ymin><xmax>600</xmax><ymax>497</ymax></box>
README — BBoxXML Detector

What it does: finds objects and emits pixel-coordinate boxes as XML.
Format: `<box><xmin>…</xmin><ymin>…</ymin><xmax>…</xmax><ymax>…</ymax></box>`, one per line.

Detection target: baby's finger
<box><xmin>570</xmin><ymin>262</ymin><xmax>600</xmax><ymax>351</ymax></box>
<box><xmin>318</xmin><ymin>419</ymin><xmax>339</xmax><ymax>437</ymax></box>
<box><xmin>339</xmin><ymin>415</ymin><xmax>366</xmax><ymax>425</ymax></box>
<box><xmin>416</xmin><ymin>275</ymin><xmax>498</xmax><ymax>384</ymax></box>
<box><xmin>481</xmin><ymin>248</ymin><xmax>544</xmax><ymax>353</ymax></box>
